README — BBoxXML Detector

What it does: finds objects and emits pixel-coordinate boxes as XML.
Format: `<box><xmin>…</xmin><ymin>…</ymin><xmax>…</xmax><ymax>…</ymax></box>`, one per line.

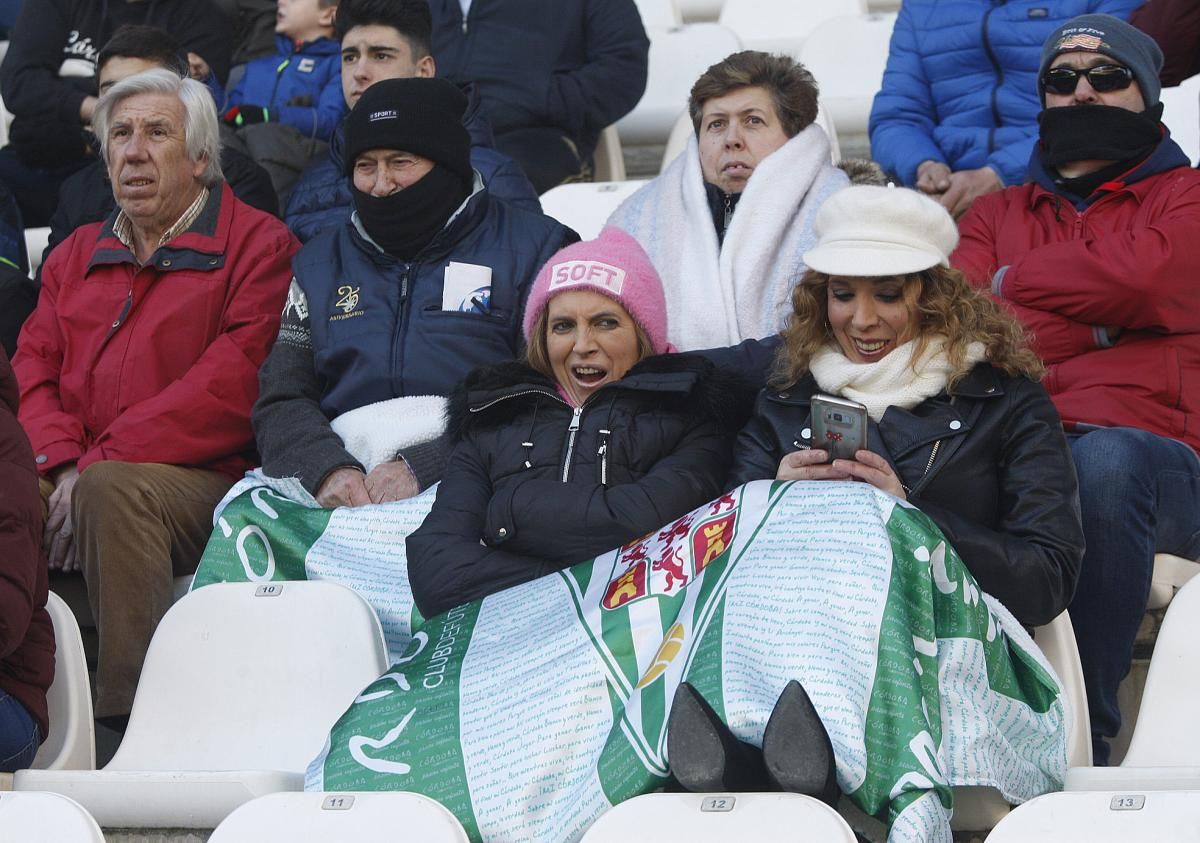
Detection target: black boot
<box><xmin>761</xmin><ymin>680</ymin><xmax>839</xmax><ymax>807</ymax></box>
<box><xmin>667</xmin><ymin>682</ymin><xmax>769</xmax><ymax>792</ymax></box>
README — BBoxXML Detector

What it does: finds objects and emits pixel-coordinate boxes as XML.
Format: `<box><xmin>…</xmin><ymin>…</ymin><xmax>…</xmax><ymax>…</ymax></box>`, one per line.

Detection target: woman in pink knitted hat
<box><xmin>406</xmin><ymin>226</ymin><xmax>753</xmax><ymax>618</ymax></box>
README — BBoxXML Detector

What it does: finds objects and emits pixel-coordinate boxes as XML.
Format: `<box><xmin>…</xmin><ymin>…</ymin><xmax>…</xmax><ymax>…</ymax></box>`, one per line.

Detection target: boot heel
<box><xmin>762</xmin><ymin>680</ymin><xmax>839</xmax><ymax>806</ymax></box>
<box><xmin>667</xmin><ymin>682</ymin><xmax>768</xmax><ymax>792</ymax></box>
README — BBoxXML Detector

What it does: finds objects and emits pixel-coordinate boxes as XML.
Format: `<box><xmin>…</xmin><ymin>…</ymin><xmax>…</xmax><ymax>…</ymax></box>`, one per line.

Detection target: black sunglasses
<box><xmin>1041</xmin><ymin>64</ymin><xmax>1135</xmax><ymax>96</ymax></box>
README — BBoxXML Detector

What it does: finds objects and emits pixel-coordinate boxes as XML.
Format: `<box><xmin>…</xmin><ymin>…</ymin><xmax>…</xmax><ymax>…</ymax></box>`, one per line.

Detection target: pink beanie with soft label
<box><xmin>522</xmin><ymin>226</ymin><xmax>672</xmax><ymax>355</ymax></box>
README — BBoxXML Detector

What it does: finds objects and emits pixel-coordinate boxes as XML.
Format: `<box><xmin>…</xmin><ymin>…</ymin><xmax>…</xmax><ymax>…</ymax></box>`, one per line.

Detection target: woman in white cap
<box><xmin>730</xmin><ymin>185</ymin><xmax>1084</xmax><ymax>629</ymax></box>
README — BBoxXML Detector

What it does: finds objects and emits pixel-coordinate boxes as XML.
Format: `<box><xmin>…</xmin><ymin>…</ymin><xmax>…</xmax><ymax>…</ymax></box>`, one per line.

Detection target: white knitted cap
<box><xmin>803</xmin><ymin>185</ymin><xmax>960</xmax><ymax>277</ymax></box>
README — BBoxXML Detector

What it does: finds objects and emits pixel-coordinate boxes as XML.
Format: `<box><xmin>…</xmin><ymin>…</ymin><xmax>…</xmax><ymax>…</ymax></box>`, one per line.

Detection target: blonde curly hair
<box><xmin>771</xmin><ymin>266</ymin><xmax>1045</xmax><ymax>390</ymax></box>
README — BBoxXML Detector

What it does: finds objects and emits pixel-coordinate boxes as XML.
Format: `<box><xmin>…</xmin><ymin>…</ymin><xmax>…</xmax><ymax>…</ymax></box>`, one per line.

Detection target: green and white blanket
<box><xmin>195</xmin><ymin>472</ymin><xmax>1068</xmax><ymax>842</ymax></box>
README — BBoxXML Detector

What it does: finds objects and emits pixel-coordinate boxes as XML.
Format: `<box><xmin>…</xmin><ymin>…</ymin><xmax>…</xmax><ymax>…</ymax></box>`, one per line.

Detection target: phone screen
<box><xmin>810</xmin><ymin>396</ymin><xmax>867</xmax><ymax>462</ymax></box>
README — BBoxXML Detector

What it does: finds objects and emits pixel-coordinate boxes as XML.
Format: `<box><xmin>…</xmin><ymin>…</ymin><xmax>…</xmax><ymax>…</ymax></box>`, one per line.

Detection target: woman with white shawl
<box><xmin>608</xmin><ymin>51</ymin><xmax>848</xmax><ymax>351</ymax></box>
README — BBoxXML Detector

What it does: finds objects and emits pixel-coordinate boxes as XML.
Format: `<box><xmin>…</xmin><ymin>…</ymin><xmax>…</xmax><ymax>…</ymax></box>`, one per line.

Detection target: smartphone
<box><xmin>810</xmin><ymin>394</ymin><xmax>868</xmax><ymax>462</ymax></box>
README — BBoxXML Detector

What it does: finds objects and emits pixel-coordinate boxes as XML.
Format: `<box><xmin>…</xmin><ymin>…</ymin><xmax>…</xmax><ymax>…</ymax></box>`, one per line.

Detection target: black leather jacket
<box><xmin>407</xmin><ymin>354</ymin><xmax>753</xmax><ymax>618</ymax></box>
<box><xmin>729</xmin><ymin>364</ymin><xmax>1084</xmax><ymax>626</ymax></box>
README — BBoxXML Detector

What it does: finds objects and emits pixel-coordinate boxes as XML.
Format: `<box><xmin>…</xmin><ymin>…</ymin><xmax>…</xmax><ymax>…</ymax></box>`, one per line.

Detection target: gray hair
<box><xmin>93</xmin><ymin>67</ymin><xmax>224</xmax><ymax>186</ymax></box>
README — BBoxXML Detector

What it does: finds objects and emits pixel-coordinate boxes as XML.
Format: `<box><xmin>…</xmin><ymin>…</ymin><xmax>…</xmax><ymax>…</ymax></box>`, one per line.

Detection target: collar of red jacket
<box><xmin>85</xmin><ymin>182</ymin><xmax>232</xmax><ymax>276</ymax></box>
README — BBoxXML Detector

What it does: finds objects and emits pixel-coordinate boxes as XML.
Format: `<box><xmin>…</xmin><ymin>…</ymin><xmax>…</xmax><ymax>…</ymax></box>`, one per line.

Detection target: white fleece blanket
<box><xmin>608</xmin><ymin>125</ymin><xmax>848</xmax><ymax>351</ymax></box>
<box><xmin>329</xmin><ymin>395</ymin><xmax>447</xmax><ymax>473</ymax></box>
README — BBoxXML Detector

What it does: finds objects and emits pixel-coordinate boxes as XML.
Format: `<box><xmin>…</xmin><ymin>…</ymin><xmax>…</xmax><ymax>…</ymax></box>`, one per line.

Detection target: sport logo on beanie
<box><xmin>369</xmin><ymin>109</ymin><xmax>398</xmax><ymax>122</ymax></box>
<box><xmin>549</xmin><ymin>260</ymin><xmax>626</xmax><ymax>295</ymax></box>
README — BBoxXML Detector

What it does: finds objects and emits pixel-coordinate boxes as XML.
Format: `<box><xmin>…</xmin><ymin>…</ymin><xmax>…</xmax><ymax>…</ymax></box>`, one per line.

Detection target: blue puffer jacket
<box><xmin>284</xmin><ymin>87</ymin><xmax>541</xmax><ymax>243</ymax></box>
<box><xmin>225</xmin><ymin>34</ymin><xmax>346</xmax><ymax>141</ymax></box>
<box><xmin>294</xmin><ymin>189</ymin><xmax>577</xmax><ymax>420</ymax></box>
<box><xmin>869</xmin><ymin>0</ymin><xmax>1139</xmax><ymax>187</ymax></box>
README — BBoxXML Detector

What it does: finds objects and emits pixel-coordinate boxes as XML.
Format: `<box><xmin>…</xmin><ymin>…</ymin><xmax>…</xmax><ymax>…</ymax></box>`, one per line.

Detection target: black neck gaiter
<box><xmin>1037</xmin><ymin>103</ymin><xmax>1163</xmax><ymax>171</ymax></box>
<box><xmin>352</xmin><ymin>165</ymin><xmax>471</xmax><ymax>261</ymax></box>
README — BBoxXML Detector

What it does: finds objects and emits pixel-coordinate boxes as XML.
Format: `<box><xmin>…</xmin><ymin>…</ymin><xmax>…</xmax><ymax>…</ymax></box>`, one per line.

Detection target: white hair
<box><xmin>92</xmin><ymin>67</ymin><xmax>224</xmax><ymax>186</ymax></box>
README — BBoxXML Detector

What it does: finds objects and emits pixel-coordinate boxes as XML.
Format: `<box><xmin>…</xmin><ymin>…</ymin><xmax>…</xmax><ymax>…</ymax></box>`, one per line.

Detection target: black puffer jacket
<box><xmin>729</xmin><ymin>364</ymin><xmax>1084</xmax><ymax>627</ymax></box>
<box><xmin>407</xmin><ymin>354</ymin><xmax>753</xmax><ymax>618</ymax></box>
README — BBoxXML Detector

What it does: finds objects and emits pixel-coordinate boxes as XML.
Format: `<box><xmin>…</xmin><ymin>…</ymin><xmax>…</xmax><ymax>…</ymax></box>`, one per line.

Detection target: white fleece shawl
<box><xmin>607</xmin><ymin>125</ymin><xmax>848</xmax><ymax>351</ymax></box>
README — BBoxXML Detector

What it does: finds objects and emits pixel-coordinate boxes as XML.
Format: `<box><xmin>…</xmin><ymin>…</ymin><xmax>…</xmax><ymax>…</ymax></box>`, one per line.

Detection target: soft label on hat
<box><xmin>369</xmin><ymin>109</ymin><xmax>398</xmax><ymax>122</ymax></box>
<box><xmin>1056</xmin><ymin>28</ymin><xmax>1105</xmax><ymax>51</ymax></box>
<box><xmin>442</xmin><ymin>262</ymin><xmax>493</xmax><ymax>313</ymax></box>
<box><xmin>549</xmin><ymin>260</ymin><xmax>625</xmax><ymax>295</ymax></box>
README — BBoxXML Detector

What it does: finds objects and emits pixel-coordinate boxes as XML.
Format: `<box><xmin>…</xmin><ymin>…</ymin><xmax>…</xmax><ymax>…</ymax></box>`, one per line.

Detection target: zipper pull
<box><xmin>568</xmin><ymin>406</ymin><xmax>582</xmax><ymax>431</ymax></box>
<box><xmin>597</xmin><ymin>429</ymin><xmax>610</xmax><ymax>486</ymax></box>
<box><xmin>723</xmin><ymin>193</ymin><xmax>732</xmax><ymax>232</ymax></box>
<box><xmin>461</xmin><ymin>12</ymin><xmax>469</xmax><ymax>34</ymax></box>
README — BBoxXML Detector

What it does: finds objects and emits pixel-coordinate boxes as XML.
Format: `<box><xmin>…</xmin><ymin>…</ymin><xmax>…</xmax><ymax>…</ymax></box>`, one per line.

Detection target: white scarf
<box><xmin>607</xmin><ymin>126</ymin><xmax>849</xmax><ymax>350</ymax></box>
<box><xmin>808</xmin><ymin>338</ymin><xmax>988</xmax><ymax>422</ymax></box>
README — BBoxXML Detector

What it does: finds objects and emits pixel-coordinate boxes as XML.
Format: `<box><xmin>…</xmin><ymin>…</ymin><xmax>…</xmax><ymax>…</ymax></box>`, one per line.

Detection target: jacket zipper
<box><xmin>980</xmin><ymin>1</ymin><xmax>1006</xmax><ymax>154</ymax></box>
<box><xmin>468</xmin><ymin>389</ymin><xmax>595</xmax><ymax>482</ymax></box>
<box><xmin>562</xmin><ymin>406</ymin><xmax>583</xmax><ymax>481</ymax></box>
<box><xmin>597</xmin><ymin>429</ymin><xmax>611</xmax><ymax>486</ymax></box>
<box><xmin>461</xmin><ymin>11</ymin><xmax>469</xmax><ymax>33</ymax></box>
<box><xmin>722</xmin><ymin>193</ymin><xmax>732</xmax><ymax>233</ymax></box>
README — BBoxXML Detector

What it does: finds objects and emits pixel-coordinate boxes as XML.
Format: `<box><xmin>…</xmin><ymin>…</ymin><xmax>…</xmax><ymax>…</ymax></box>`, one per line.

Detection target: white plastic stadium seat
<box><xmin>678</xmin><ymin>0</ymin><xmax>725</xmax><ymax>22</ymax></box>
<box><xmin>16</xmin><ymin>581</ymin><xmax>389</xmax><ymax>829</ymax></box>
<box><xmin>617</xmin><ymin>23</ymin><xmax>742</xmax><ymax>147</ymax></box>
<box><xmin>579</xmin><ymin>792</ymin><xmax>858</xmax><ymax>841</ymax></box>
<box><xmin>985</xmin><ymin>789</ymin><xmax>1200</xmax><ymax>841</ymax></box>
<box><xmin>593</xmin><ymin>125</ymin><xmax>627</xmax><ymax>182</ymax></box>
<box><xmin>209</xmin><ymin>791</ymin><xmax>470</xmax><ymax>842</ymax></box>
<box><xmin>1064</xmin><ymin>576</ymin><xmax>1200</xmax><ymax>793</ymax></box>
<box><xmin>541</xmin><ymin>180</ymin><xmax>649</xmax><ymax>240</ymax></box>
<box><xmin>660</xmin><ymin>102</ymin><xmax>841</xmax><ymax>172</ymax></box>
<box><xmin>24</xmin><ymin>227</ymin><xmax>50</xmax><ymax>279</ymax></box>
<box><xmin>799</xmin><ymin>13</ymin><xmax>897</xmax><ymax>138</ymax></box>
<box><xmin>718</xmin><ymin>0</ymin><xmax>868</xmax><ymax>58</ymax></box>
<box><xmin>30</xmin><ymin>591</ymin><xmax>96</xmax><ymax>771</ymax></box>
<box><xmin>1159</xmin><ymin>76</ymin><xmax>1200</xmax><ymax>167</ymax></box>
<box><xmin>1145</xmin><ymin>553</ymin><xmax>1200</xmax><ymax>611</ymax></box>
<box><xmin>0</xmin><ymin>791</ymin><xmax>105</xmax><ymax>842</ymax></box>
<box><xmin>952</xmin><ymin>610</ymin><xmax>1092</xmax><ymax>832</ymax></box>
<box><xmin>636</xmin><ymin>0</ymin><xmax>683</xmax><ymax>28</ymax></box>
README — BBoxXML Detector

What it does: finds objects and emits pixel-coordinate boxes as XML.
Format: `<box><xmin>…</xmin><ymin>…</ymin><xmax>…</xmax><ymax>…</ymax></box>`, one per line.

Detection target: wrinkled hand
<box><xmin>831</xmin><ymin>450</ymin><xmax>907</xmax><ymax>500</ymax></box>
<box><xmin>45</xmin><ymin>464</ymin><xmax>80</xmax><ymax>572</ymax></box>
<box><xmin>364</xmin><ymin>460</ymin><xmax>419</xmax><ymax>504</ymax></box>
<box><xmin>938</xmin><ymin>166</ymin><xmax>1002</xmax><ymax>219</ymax></box>
<box><xmin>915</xmin><ymin>160</ymin><xmax>952</xmax><ymax>195</ymax></box>
<box><xmin>187</xmin><ymin>52</ymin><xmax>211</xmax><ymax>81</ymax></box>
<box><xmin>316</xmin><ymin>467</ymin><xmax>371</xmax><ymax>509</ymax></box>
<box><xmin>775</xmin><ymin>449</ymin><xmax>852</xmax><ymax>482</ymax></box>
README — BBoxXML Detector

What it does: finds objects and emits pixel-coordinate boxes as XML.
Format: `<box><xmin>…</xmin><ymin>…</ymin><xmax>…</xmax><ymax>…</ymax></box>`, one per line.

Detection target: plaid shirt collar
<box><xmin>113</xmin><ymin>186</ymin><xmax>210</xmax><ymax>261</ymax></box>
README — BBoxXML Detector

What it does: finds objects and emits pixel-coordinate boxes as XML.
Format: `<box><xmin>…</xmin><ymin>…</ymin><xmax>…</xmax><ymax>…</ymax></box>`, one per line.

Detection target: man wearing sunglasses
<box><xmin>953</xmin><ymin>14</ymin><xmax>1200</xmax><ymax>767</ymax></box>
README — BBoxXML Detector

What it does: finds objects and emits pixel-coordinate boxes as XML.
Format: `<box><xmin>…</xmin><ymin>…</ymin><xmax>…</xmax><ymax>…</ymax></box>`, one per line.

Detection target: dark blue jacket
<box><xmin>296</xmin><ymin>190</ymin><xmax>576</xmax><ymax>420</ymax></box>
<box><xmin>226</xmin><ymin>34</ymin><xmax>346</xmax><ymax>141</ymax></box>
<box><xmin>429</xmin><ymin>0</ymin><xmax>648</xmax><ymax>160</ymax></box>
<box><xmin>868</xmin><ymin>0</ymin><xmax>1139</xmax><ymax>187</ymax></box>
<box><xmin>284</xmin><ymin>90</ymin><xmax>541</xmax><ymax>243</ymax></box>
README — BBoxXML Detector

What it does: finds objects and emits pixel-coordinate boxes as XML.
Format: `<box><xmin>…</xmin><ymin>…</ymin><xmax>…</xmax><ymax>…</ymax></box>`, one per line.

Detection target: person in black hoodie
<box><xmin>428</xmin><ymin>0</ymin><xmax>649</xmax><ymax>193</ymax></box>
<box><xmin>406</xmin><ymin>226</ymin><xmax>751</xmax><ymax>618</ymax></box>
<box><xmin>0</xmin><ymin>0</ymin><xmax>231</xmax><ymax>226</ymax></box>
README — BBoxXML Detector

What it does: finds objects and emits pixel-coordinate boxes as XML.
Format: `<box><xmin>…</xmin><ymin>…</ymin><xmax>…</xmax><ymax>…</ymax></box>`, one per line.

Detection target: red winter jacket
<box><xmin>14</xmin><ymin>184</ymin><xmax>297</xmax><ymax>478</ymax></box>
<box><xmin>0</xmin><ymin>347</ymin><xmax>53</xmax><ymax>741</ymax></box>
<box><xmin>953</xmin><ymin>140</ymin><xmax>1200</xmax><ymax>452</ymax></box>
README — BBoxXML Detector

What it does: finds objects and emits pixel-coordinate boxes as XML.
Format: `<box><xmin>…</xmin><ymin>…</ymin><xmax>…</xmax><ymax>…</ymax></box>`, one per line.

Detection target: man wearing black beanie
<box><xmin>342</xmin><ymin>77</ymin><xmax>474</xmax><ymax>260</ymax></box>
<box><xmin>954</xmin><ymin>14</ymin><xmax>1200</xmax><ymax>767</ymax></box>
<box><xmin>254</xmin><ymin>76</ymin><xmax>577</xmax><ymax>510</ymax></box>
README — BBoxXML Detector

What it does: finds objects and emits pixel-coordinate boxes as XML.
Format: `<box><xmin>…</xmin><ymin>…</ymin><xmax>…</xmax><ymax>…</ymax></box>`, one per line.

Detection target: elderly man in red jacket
<box><xmin>13</xmin><ymin>68</ymin><xmax>297</xmax><ymax>722</ymax></box>
<box><xmin>953</xmin><ymin>15</ymin><xmax>1200</xmax><ymax>764</ymax></box>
